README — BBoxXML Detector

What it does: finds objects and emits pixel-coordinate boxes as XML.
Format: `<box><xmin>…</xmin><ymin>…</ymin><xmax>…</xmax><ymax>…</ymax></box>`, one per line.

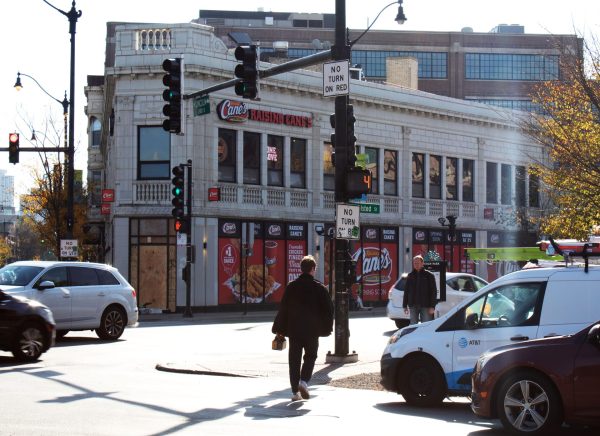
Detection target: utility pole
<box><xmin>326</xmin><ymin>0</ymin><xmax>357</xmax><ymax>363</ymax></box>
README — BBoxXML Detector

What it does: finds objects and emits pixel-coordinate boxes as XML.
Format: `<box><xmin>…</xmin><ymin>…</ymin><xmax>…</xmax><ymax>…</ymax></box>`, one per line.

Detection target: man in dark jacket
<box><xmin>402</xmin><ymin>255</ymin><xmax>438</xmax><ymax>324</ymax></box>
<box><xmin>272</xmin><ymin>255</ymin><xmax>334</xmax><ymax>401</ymax></box>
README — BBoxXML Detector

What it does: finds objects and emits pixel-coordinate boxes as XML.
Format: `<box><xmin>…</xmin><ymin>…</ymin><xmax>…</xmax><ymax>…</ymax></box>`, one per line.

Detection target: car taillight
<box><xmin>131</xmin><ymin>289</ymin><xmax>137</xmax><ymax>299</ymax></box>
<box><xmin>388</xmin><ymin>289</ymin><xmax>393</xmax><ymax>300</ymax></box>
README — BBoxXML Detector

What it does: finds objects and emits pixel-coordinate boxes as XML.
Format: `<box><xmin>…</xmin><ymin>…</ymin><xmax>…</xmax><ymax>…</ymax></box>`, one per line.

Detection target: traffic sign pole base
<box><xmin>325</xmin><ymin>351</ymin><xmax>358</xmax><ymax>364</ymax></box>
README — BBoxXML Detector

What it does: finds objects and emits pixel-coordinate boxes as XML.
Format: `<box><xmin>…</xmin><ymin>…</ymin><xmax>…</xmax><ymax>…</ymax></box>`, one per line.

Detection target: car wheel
<box><xmin>400</xmin><ymin>355</ymin><xmax>446</xmax><ymax>407</ymax></box>
<box><xmin>395</xmin><ymin>319</ymin><xmax>409</xmax><ymax>329</ymax></box>
<box><xmin>12</xmin><ymin>323</ymin><xmax>46</xmax><ymax>362</ymax></box>
<box><xmin>96</xmin><ymin>306</ymin><xmax>126</xmax><ymax>340</ymax></box>
<box><xmin>496</xmin><ymin>370</ymin><xmax>562</xmax><ymax>436</ymax></box>
<box><xmin>56</xmin><ymin>330</ymin><xmax>69</xmax><ymax>339</ymax></box>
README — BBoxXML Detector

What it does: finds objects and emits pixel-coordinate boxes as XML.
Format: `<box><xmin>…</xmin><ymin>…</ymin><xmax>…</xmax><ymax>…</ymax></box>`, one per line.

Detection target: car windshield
<box><xmin>0</xmin><ymin>265</ymin><xmax>44</xmax><ymax>286</ymax></box>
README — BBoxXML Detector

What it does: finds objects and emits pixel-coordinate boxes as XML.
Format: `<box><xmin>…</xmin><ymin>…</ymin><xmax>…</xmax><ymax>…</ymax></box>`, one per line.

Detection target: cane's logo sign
<box><xmin>365</xmin><ymin>228</ymin><xmax>377</xmax><ymax>240</ymax></box>
<box><xmin>268</xmin><ymin>224</ymin><xmax>282</xmax><ymax>237</ymax></box>
<box><xmin>415</xmin><ymin>230</ymin><xmax>426</xmax><ymax>241</ymax></box>
<box><xmin>221</xmin><ymin>222</ymin><xmax>237</xmax><ymax>234</ymax></box>
<box><xmin>217</xmin><ymin>100</ymin><xmax>248</xmax><ymax>122</ymax></box>
<box><xmin>352</xmin><ymin>247</ymin><xmax>393</xmax><ymax>285</ymax></box>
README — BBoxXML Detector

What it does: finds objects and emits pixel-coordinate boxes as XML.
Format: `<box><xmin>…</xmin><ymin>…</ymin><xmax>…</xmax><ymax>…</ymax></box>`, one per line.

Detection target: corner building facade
<box><xmin>85</xmin><ymin>22</ymin><xmax>546</xmax><ymax>312</ymax></box>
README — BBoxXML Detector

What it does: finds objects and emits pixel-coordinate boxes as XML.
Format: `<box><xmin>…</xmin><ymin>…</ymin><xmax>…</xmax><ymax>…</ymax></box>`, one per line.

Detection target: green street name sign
<box><xmin>357</xmin><ymin>203</ymin><xmax>380</xmax><ymax>214</ymax></box>
<box><xmin>193</xmin><ymin>95</ymin><xmax>210</xmax><ymax>116</ymax></box>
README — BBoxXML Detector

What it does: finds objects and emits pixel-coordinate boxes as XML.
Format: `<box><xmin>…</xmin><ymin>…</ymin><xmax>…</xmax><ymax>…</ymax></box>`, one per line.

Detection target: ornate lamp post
<box><xmin>438</xmin><ymin>215</ymin><xmax>457</xmax><ymax>271</ymax></box>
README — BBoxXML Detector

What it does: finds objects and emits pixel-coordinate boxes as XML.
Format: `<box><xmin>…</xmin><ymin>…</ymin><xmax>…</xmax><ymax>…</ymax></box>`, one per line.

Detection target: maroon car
<box><xmin>471</xmin><ymin>321</ymin><xmax>600</xmax><ymax>435</ymax></box>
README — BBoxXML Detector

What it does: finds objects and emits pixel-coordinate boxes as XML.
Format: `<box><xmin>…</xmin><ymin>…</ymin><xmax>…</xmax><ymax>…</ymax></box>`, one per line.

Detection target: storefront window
<box><xmin>323</xmin><ymin>142</ymin><xmax>334</xmax><ymax>191</ymax></box>
<box><xmin>364</xmin><ymin>147</ymin><xmax>378</xmax><ymax>194</ymax></box>
<box><xmin>429</xmin><ymin>155</ymin><xmax>441</xmax><ymax>199</ymax></box>
<box><xmin>486</xmin><ymin>162</ymin><xmax>498</xmax><ymax>203</ymax></box>
<box><xmin>290</xmin><ymin>138</ymin><xmax>306</xmax><ymax>188</ymax></box>
<box><xmin>138</xmin><ymin>126</ymin><xmax>170</xmax><ymax>180</ymax></box>
<box><xmin>446</xmin><ymin>157</ymin><xmax>457</xmax><ymax>200</ymax></box>
<box><xmin>463</xmin><ymin>159</ymin><xmax>474</xmax><ymax>202</ymax></box>
<box><xmin>383</xmin><ymin>149</ymin><xmax>397</xmax><ymax>196</ymax></box>
<box><xmin>529</xmin><ymin>173</ymin><xmax>540</xmax><ymax>207</ymax></box>
<box><xmin>515</xmin><ymin>165</ymin><xmax>526</xmax><ymax>207</ymax></box>
<box><xmin>218</xmin><ymin>128</ymin><xmax>236</xmax><ymax>183</ymax></box>
<box><xmin>267</xmin><ymin>135</ymin><xmax>284</xmax><ymax>186</ymax></box>
<box><xmin>412</xmin><ymin>153</ymin><xmax>424</xmax><ymax>198</ymax></box>
<box><xmin>243</xmin><ymin>131</ymin><xmax>261</xmax><ymax>185</ymax></box>
<box><xmin>501</xmin><ymin>163</ymin><xmax>512</xmax><ymax>205</ymax></box>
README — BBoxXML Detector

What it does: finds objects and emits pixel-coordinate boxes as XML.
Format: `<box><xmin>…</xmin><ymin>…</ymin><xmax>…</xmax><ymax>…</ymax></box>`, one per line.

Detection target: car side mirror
<box><xmin>465</xmin><ymin>312</ymin><xmax>479</xmax><ymax>329</ymax></box>
<box><xmin>587</xmin><ymin>324</ymin><xmax>600</xmax><ymax>348</ymax></box>
<box><xmin>37</xmin><ymin>280</ymin><xmax>56</xmax><ymax>290</ymax></box>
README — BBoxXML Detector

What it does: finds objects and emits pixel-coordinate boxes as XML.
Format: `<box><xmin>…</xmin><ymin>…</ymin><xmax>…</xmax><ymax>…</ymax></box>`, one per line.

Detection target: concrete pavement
<box><xmin>145</xmin><ymin>307</ymin><xmax>391</xmax><ymax>386</ymax></box>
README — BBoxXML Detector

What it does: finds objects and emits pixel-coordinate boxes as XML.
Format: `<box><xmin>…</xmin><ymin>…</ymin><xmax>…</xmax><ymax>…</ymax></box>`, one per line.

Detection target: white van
<box><xmin>380</xmin><ymin>266</ymin><xmax>600</xmax><ymax>407</ymax></box>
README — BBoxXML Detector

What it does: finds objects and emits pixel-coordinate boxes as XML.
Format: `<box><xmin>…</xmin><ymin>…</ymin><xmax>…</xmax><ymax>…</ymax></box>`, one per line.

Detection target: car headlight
<box><xmin>388</xmin><ymin>326</ymin><xmax>417</xmax><ymax>344</ymax></box>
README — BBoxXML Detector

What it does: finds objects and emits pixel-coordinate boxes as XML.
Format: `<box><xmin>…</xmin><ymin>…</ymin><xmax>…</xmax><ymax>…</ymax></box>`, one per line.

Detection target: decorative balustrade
<box><xmin>137</xmin><ymin>29</ymin><xmax>172</xmax><ymax>51</ymax></box>
<box><xmin>134</xmin><ymin>181</ymin><xmax>170</xmax><ymax>204</ymax></box>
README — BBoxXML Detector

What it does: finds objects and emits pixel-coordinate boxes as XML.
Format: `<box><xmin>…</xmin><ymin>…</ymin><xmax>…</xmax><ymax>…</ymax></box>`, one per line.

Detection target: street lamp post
<box><xmin>438</xmin><ymin>215</ymin><xmax>457</xmax><ymax>271</ymax></box>
<box><xmin>43</xmin><ymin>0</ymin><xmax>81</xmax><ymax>240</ymax></box>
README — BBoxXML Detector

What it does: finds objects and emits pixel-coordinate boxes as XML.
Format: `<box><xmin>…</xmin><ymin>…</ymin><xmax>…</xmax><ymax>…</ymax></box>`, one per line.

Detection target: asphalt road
<box><xmin>0</xmin><ymin>316</ymin><xmax>595</xmax><ymax>435</ymax></box>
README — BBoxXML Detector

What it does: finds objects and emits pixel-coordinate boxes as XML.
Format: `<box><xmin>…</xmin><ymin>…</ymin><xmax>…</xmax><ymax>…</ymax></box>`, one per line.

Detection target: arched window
<box><xmin>90</xmin><ymin>117</ymin><xmax>101</xmax><ymax>147</ymax></box>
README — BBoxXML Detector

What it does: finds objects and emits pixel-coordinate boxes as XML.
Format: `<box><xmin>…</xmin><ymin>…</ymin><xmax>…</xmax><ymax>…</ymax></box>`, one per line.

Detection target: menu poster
<box><xmin>263</xmin><ymin>222</ymin><xmax>286</xmax><ymax>302</ymax></box>
<box><xmin>218</xmin><ymin>220</ymin><xmax>242</xmax><ymax>304</ymax></box>
<box><xmin>379</xmin><ymin>227</ymin><xmax>399</xmax><ymax>301</ymax></box>
<box><xmin>286</xmin><ymin>223</ymin><xmax>307</xmax><ymax>287</ymax></box>
<box><xmin>429</xmin><ymin>230</ymin><xmax>446</xmax><ymax>264</ymax></box>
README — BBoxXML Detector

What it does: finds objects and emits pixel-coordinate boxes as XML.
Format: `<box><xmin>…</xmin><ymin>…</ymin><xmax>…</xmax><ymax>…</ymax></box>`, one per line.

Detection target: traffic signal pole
<box><xmin>183</xmin><ymin>159</ymin><xmax>193</xmax><ymax>318</ymax></box>
<box><xmin>326</xmin><ymin>0</ymin><xmax>357</xmax><ymax>363</ymax></box>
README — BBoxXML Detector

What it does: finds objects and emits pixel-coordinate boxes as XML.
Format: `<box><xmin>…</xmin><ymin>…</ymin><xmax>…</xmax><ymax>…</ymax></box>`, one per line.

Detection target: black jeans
<box><xmin>288</xmin><ymin>336</ymin><xmax>319</xmax><ymax>392</ymax></box>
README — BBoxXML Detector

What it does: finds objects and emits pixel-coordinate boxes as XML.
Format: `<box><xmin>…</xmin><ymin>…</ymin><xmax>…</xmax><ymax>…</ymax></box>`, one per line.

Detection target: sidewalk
<box><xmin>149</xmin><ymin>306</ymin><xmax>390</xmax><ymax>386</ymax></box>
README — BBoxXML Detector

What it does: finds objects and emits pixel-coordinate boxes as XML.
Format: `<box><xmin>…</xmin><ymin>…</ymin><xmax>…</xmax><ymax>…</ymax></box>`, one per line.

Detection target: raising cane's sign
<box><xmin>217</xmin><ymin>99</ymin><xmax>312</xmax><ymax>128</ymax></box>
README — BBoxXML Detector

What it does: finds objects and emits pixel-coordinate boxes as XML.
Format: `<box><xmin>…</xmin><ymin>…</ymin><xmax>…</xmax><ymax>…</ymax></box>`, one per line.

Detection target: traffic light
<box><xmin>346</xmin><ymin>104</ymin><xmax>357</xmax><ymax>167</ymax></box>
<box><xmin>8</xmin><ymin>133</ymin><xmax>19</xmax><ymax>164</ymax></box>
<box><xmin>234</xmin><ymin>45</ymin><xmax>258</xmax><ymax>99</ymax></box>
<box><xmin>346</xmin><ymin>167</ymin><xmax>372</xmax><ymax>198</ymax></box>
<box><xmin>171</xmin><ymin>165</ymin><xmax>187</xmax><ymax>232</ymax></box>
<box><xmin>162</xmin><ymin>58</ymin><xmax>183</xmax><ymax>134</ymax></box>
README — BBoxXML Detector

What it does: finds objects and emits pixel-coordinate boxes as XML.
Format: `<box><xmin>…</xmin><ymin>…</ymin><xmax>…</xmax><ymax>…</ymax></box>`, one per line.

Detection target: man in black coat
<box><xmin>402</xmin><ymin>255</ymin><xmax>438</xmax><ymax>324</ymax></box>
<box><xmin>272</xmin><ymin>255</ymin><xmax>334</xmax><ymax>401</ymax></box>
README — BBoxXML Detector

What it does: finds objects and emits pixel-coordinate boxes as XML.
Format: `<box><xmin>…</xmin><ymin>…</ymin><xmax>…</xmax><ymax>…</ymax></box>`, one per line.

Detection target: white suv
<box><xmin>387</xmin><ymin>272</ymin><xmax>488</xmax><ymax>328</ymax></box>
<box><xmin>0</xmin><ymin>261</ymin><xmax>138</xmax><ymax>340</ymax></box>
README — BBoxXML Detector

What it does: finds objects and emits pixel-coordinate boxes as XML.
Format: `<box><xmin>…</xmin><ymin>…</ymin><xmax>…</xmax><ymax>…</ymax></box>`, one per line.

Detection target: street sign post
<box><xmin>336</xmin><ymin>204</ymin><xmax>360</xmax><ymax>239</ymax></box>
<box><xmin>357</xmin><ymin>203</ymin><xmax>380</xmax><ymax>214</ymax></box>
<box><xmin>60</xmin><ymin>239</ymin><xmax>78</xmax><ymax>258</ymax></box>
<box><xmin>323</xmin><ymin>60</ymin><xmax>349</xmax><ymax>97</ymax></box>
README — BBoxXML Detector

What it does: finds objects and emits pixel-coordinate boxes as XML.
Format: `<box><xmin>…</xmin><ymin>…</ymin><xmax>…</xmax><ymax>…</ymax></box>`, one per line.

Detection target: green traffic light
<box><xmin>172</xmin><ymin>187</ymin><xmax>183</xmax><ymax>196</ymax></box>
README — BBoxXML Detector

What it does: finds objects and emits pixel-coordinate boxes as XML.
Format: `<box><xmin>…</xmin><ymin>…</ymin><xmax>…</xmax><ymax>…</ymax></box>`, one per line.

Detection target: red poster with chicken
<box><xmin>218</xmin><ymin>220</ymin><xmax>242</xmax><ymax>304</ymax></box>
<box><xmin>354</xmin><ymin>227</ymin><xmax>397</xmax><ymax>302</ymax></box>
<box><xmin>241</xmin><ymin>223</ymin><xmax>270</xmax><ymax>303</ymax></box>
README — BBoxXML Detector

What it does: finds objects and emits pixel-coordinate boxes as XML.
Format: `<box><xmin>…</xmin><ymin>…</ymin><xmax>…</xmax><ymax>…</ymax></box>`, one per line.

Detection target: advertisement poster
<box><xmin>286</xmin><ymin>223</ymin><xmax>307</xmax><ymax>286</ymax></box>
<box><xmin>412</xmin><ymin>228</ymin><xmax>430</xmax><ymax>257</ymax></box>
<box><xmin>263</xmin><ymin>222</ymin><xmax>286</xmax><ymax>303</ymax></box>
<box><xmin>459</xmin><ymin>231</ymin><xmax>476</xmax><ymax>274</ymax></box>
<box><xmin>350</xmin><ymin>226</ymin><xmax>398</xmax><ymax>302</ymax></box>
<box><xmin>218</xmin><ymin>220</ymin><xmax>242</xmax><ymax>304</ymax></box>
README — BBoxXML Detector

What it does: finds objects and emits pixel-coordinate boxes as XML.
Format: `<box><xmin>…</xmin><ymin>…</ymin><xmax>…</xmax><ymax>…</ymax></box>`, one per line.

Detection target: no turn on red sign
<box><xmin>336</xmin><ymin>203</ymin><xmax>360</xmax><ymax>240</ymax></box>
<box><xmin>323</xmin><ymin>60</ymin><xmax>349</xmax><ymax>97</ymax></box>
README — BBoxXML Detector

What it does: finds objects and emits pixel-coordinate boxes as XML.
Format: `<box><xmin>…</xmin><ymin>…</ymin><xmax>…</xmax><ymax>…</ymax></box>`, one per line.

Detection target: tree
<box><xmin>525</xmin><ymin>35</ymin><xmax>600</xmax><ymax>239</ymax></box>
<box><xmin>16</xmin><ymin>111</ymin><xmax>88</xmax><ymax>259</ymax></box>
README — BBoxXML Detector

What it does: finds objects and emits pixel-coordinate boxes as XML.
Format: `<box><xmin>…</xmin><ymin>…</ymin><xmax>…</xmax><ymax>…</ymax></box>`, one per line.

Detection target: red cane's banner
<box><xmin>217</xmin><ymin>99</ymin><xmax>312</xmax><ymax>128</ymax></box>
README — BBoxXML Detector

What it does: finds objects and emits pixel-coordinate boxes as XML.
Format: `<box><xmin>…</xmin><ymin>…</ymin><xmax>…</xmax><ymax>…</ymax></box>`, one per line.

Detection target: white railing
<box><xmin>134</xmin><ymin>181</ymin><xmax>170</xmax><ymax>204</ymax></box>
<box><xmin>137</xmin><ymin>29</ymin><xmax>172</xmax><ymax>51</ymax></box>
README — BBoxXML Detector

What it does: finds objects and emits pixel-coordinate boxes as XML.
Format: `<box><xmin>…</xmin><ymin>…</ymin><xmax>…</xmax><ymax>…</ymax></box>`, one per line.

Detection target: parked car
<box><xmin>386</xmin><ymin>271</ymin><xmax>488</xmax><ymax>328</ymax></box>
<box><xmin>471</xmin><ymin>321</ymin><xmax>600</xmax><ymax>435</ymax></box>
<box><xmin>380</xmin><ymin>265</ymin><xmax>600</xmax><ymax>407</ymax></box>
<box><xmin>0</xmin><ymin>289</ymin><xmax>56</xmax><ymax>361</ymax></box>
<box><xmin>0</xmin><ymin>261</ymin><xmax>138</xmax><ymax>340</ymax></box>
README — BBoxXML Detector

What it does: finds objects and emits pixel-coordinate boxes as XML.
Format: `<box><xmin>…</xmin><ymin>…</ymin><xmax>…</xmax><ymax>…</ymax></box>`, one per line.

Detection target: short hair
<box><xmin>413</xmin><ymin>255</ymin><xmax>424</xmax><ymax>262</ymax></box>
<box><xmin>300</xmin><ymin>255</ymin><xmax>317</xmax><ymax>273</ymax></box>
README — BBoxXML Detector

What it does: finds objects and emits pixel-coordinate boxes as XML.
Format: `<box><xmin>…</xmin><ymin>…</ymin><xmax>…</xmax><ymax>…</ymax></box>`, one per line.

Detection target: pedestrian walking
<box><xmin>272</xmin><ymin>255</ymin><xmax>334</xmax><ymax>401</ymax></box>
<box><xmin>402</xmin><ymin>255</ymin><xmax>438</xmax><ymax>324</ymax></box>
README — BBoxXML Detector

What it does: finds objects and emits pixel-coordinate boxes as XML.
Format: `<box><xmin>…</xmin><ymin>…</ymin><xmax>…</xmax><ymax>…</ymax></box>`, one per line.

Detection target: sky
<box><xmin>1</xmin><ymin>0</ymin><xmax>599</xmax><ymax>205</ymax></box>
